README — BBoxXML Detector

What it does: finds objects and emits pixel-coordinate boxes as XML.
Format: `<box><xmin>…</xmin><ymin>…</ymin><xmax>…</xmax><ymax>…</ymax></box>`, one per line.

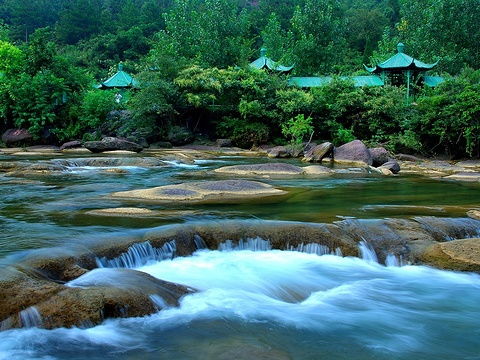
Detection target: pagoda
<box><xmin>249</xmin><ymin>48</ymin><xmax>294</xmax><ymax>74</ymax></box>
<box><xmin>96</xmin><ymin>64</ymin><xmax>138</xmax><ymax>89</ymax></box>
<box><xmin>364</xmin><ymin>43</ymin><xmax>442</xmax><ymax>98</ymax></box>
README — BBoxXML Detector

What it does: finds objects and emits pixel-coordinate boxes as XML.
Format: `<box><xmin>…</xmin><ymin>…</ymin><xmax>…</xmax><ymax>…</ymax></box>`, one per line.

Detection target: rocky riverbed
<box><xmin>0</xmin><ymin>144</ymin><xmax>479</xmax><ymax>338</ymax></box>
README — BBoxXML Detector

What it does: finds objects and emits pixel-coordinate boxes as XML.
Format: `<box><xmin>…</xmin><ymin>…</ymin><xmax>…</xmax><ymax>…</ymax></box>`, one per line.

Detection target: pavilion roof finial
<box><xmin>118</xmin><ymin>63</ymin><xmax>124</xmax><ymax>71</ymax></box>
<box><xmin>397</xmin><ymin>43</ymin><xmax>405</xmax><ymax>54</ymax></box>
<box><xmin>260</xmin><ymin>47</ymin><xmax>267</xmax><ymax>57</ymax></box>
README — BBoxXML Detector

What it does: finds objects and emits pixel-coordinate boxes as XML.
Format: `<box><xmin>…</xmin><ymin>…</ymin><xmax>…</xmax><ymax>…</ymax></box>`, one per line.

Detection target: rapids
<box><xmin>1</xmin><ymin>248</ymin><xmax>480</xmax><ymax>360</ymax></box>
<box><xmin>1</xmin><ymin>153</ymin><xmax>480</xmax><ymax>359</ymax></box>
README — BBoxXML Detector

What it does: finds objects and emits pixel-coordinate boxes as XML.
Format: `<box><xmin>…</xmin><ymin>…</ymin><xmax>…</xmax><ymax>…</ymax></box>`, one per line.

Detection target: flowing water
<box><xmin>1</xmin><ymin>152</ymin><xmax>480</xmax><ymax>359</ymax></box>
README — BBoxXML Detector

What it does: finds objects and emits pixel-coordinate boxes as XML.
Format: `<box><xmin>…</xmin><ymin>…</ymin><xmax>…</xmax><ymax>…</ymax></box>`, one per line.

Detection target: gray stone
<box><xmin>334</xmin><ymin>140</ymin><xmax>372</xmax><ymax>165</ymax></box>
<box><xmin>84</xmin><ymin>137</ymin><xmax>143</xmax><ymax>153</ymax></box>
<box><xmin>369</xmin><ymin>147</ymin><xmax>390</xmax><ymax>167</ymax></box>
<box><xmin>303</xmin><ymin>142</ymin><xmax>334</xmax><ymax>162</ymax></box>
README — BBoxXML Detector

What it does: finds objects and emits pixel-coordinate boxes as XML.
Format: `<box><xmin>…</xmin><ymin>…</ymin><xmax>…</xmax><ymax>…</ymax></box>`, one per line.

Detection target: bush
<box><xmin>217</xmin><ymin>117</ymin><xmax>269</xmax><ymax>148</ymax></box>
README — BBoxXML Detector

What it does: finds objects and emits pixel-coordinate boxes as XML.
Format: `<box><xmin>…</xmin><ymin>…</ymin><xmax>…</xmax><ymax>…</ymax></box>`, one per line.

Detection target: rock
<box><xmin>379</xmin><ymin>167</ymin><xmax>393</xmax><ymax>176</ymax></box>
<box><xmin>369</xmin><ymin>147</ymin><xmax>390</xmax><ymax>167</ymax></box>
<box><xmin>214</xmin><ymin>163</ymin><xmax>304</xmax><ymax>176</ymax></box>
<box><xmin>84</xmin><ymin>137</ymin><xmax>143</xmax><ymax>153</ymax></box>
<box><xmin>421</xmin><ymin>238</ymin><xmax>480</xmax><ymax>272</ymax></box>
<box><xmin>467</xmin><ymin>210</ymin><xmax>480</xmax><ymax>220</ymax></box>
<box><xmin>1</xmin><ymin>129</ymin><xmax>33</xmax><ymax>147</ymax></box>
<box><xmin>443</xmin><ymin>172</ymin><xmax>480</xmax><ymax>182</ymax></box>
<box><xmin>303</xmin><ymin>142</ymin><xmax>334</xmax><ymax>162</ymax></box>
<box><xmin>455</xmin><ymin>160</ymin><xmax>480</xmax><ymax>169</ymax></box>
<box><xmin>267</xmin><ymin>145</ymin><xmax>304</xmax><ymax>158</ymax></box>
<box><xmin>216</xmin><ymin>139</ymin><xmax>232</xmax><ymax>147</ymax></box>
<box><xmin>303</xmin><ymin>165</ymin><xmax>334</xmax><ymax>175</ymax></box>
<box><xmin>267</xmin><ymin>146</ymin><xmax>291</xmax><ymax>158</ymax></box>
<box><xmin>103</xmin><ymin>168</ymin><xmax>129</xmax><ymax>174</ymax></box>
<box><xmin>111</xmin><ymin>180</ymin><xmax>287</xmax><ymax>203</ymax></box>
<box><xmin>86</xmin><ymin>207</ymin><xmax>198</xmax><ymax>218</ymax></box>
<box><xmin>333</xmin><ymin>140</ymin><xmax>372</xmax><ymax>166</ymax></box>
<box><xmin>395</xmin><ymin>153</ymin><xmax>423</xmax><ymax>162</ymax></box>
<box><xmin>167</xmin><ymin>126</ymin><xmax>195</xmax><ymax>146</ymax></box>
<box><xmin>0</xmin><ymin>268</ymin><xmax>195</xmax><ymax>330</ymax></box>
<box><xmin>379</xmin><ymin>160</ymin><xmax>401</xmax><ymax>174</ymax></box>
<box><xmin>60</xmin><ymin>141</ymin><xmax>82</xmax><ymax>151</ymax></box>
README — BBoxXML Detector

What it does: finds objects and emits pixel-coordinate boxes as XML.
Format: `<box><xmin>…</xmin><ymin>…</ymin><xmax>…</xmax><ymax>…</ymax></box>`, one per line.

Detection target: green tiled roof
<box><xmin>97</xmin><ymin>64</ymin><xmax>138</xmax><ymax>89</ymax></box>
<box><xmin>365</xmin><ymin>43</ymin><xmax>438</xmax><ymax>73</ymax></box>
<box><xmin>249</xmin><ymin>48</ymin><xmax>294</xmax><ymax>73</ymax></box>
<box><xmin>288</xmin><ymin>76</ymin><xmax>384</xmax><ymax>88</ymax></box>
<box><xmin>423</xmin><ymin>75</ymin><xmax>445</xmax><ymax>87</ymax></box>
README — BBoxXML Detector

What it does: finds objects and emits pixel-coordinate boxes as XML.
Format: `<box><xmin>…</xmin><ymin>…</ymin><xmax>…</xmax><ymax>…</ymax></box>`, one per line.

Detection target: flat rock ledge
<box><xmin>214</xmin><ymin>163</ymin><xmax>333</xmax><ymax>177</ymax></box>
<box><xmin>422</xmin><ymin>238</ymin><xmax>480</xmax><ymax>272</ymax></box>
<box><xmin>110</xmin><ymin>180</ymin><xmax>287</xmax><ymax>202</ymax></box>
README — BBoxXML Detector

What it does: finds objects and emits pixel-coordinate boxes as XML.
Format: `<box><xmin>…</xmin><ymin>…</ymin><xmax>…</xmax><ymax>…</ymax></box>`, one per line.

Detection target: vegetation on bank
<box><xmin>0</xmin><ymin>0</ymin><xmax>479</xmax><ymax>157</ymax></box>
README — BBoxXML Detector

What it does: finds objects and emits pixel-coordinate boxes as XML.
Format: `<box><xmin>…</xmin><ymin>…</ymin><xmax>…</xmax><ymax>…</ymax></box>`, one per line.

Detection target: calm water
<box><xmin>1</xmin><ymin>153</ymin><xmax>480</xmax><ymax>360</ymax></box>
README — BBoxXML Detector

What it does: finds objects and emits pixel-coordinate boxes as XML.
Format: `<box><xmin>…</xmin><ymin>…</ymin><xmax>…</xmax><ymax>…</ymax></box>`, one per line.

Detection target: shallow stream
<box><xmin>1</xmin><ymin>152</ymin><xmax>480</xmax><ymax>359</ymax></box>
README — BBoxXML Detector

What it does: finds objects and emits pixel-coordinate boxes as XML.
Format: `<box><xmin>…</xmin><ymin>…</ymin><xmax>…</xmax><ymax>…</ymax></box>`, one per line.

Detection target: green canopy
<box><xmin>249</xmin><ymin>48</ymin><xmax>294</xmax><ymax>73</ymax></box>
<box><xmin>97</xmin><ymin>64</ymin><xmax>138</xmax><ymax>89</ymax></box>
<box><xmin>288</xmin><ymin>75</ymin><xmax>384</xmax><ymax>88</ymax></box>
<box><xmin>364</xmin><ymin>43</ymin><xmax>438</xmax><ymax>73</ymax></box>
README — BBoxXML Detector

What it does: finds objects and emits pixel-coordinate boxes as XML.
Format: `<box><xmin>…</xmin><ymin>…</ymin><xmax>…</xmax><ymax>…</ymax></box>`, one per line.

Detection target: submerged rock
<box><xmin>84</xmin><ymin>137</ymin><xmax>143</xmax><ymax>153</ymax></box>
<box><xmin>111</xmin><ymin>180</ymin><xmax>287</xmax><ymax>203</ymax></box>
<box><xmin>334</xmin><ymin>140</ymin><xmax>372</xmax><ymax>166</ymax></box>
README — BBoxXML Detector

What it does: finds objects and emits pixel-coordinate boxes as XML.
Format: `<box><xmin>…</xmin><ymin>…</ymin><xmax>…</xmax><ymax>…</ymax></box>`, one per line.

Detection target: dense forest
<box><xmin>0</xmin><ymin>0</ymin><xmax>479</xmax><ymax>157</ymax></box>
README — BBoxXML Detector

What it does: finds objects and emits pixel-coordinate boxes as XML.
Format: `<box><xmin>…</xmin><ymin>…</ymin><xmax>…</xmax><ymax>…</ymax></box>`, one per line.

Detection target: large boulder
<box><xmin>369</xmin><ymin>147</ymin><xmax>390</xmax><ymax>167</ymax></box>
<box><xmin>84</xmin><ymin>137</ymin><xmax>143</xmax><ymax>153</ymax></box>
<box><xmin>167</xmin><ymin>126</ymin><xmax>195</xmax><ymax>146</ymax></box>
<box><xmin>379</xmin><ymin>159</ymin><xmax>401</xmax><ymax>174</ymax></box>
<box><xmin>111</xmin><ymin>180</ymin><xmax>287</xmax><ymax>203</ymax></box>
<box><xmin>334</xmin><ymin>140</ymin><xmax>372</xmax><ymax>166</ymax></box>
<box><xmin>303</xmin><ymin>142</ymin><xmax>334</xmax><ymax>162</ymax></box>
<box><xmin>2</xmin><ymin>129</ymin><xmax>33</xmax><ymax>147</ymax></box>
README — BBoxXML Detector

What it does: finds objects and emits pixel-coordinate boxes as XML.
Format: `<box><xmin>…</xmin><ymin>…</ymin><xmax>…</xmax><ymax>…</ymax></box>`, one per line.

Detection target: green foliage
<box><xmin>0</xmin><ymin>41</ymin><xmax>25</xmax><ymax>74</ymax></box>
<box><xmin>281</xmin><ymin>114</ymin><xmax>313</xmax><ymax>144</ymax></box>
<box><xmin>411</xmin><ymin>71</ymin><xmax>480</xmax><ymax>156</ymax></box>
<box><xmin>217</xmin><ymin>117</ymin><xmax>269</xmax><ymax>148</ymax></box>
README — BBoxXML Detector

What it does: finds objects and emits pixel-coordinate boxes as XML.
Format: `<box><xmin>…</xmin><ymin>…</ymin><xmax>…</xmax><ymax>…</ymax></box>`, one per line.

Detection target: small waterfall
<box><xmin>385</xmin><ymin>253</ymin><xmax>406</xmax><ymax>267</ymax></box>
<box><xmin>149</xmin><ymin>294</ymin><xmax>169</xmax><ymax>310</ymax></box>
<box><xmin>219</xmin><ymin>237</ymin><xmax>272</xmax><ymax>251</ymax></box>
<box><xmin>290</xmin><ymin>243</ymin><xmax>343</xmax><ymax>257</ymax></box>
<box><xmin>19</xmin><ymin>306</ymin><xmax>43</xmax><ymax>328</ymax></box>
<box><xmin>359</xmin><ymin>241</ymin><xmax>378</xmax><ymax>263</ymax></box>
<box><xmin>194</xmin><ymin>235</ymin><xmax>207</xmax><ymax>250</ymax></box>
<box><xmin>96</xmin><ymin>241</ymin><xmax>176</xmax><ymax>268</ymax></box>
